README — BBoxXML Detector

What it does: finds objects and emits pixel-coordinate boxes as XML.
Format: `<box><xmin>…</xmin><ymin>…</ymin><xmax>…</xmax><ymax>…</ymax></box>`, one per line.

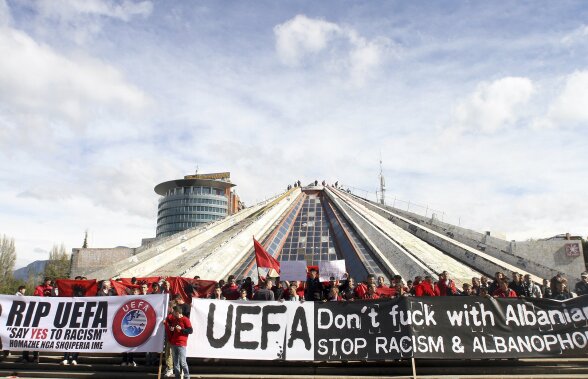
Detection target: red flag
<box><xmin>55</xmin><ymin>279</ymin><xmax>97</xmax><ymax>297</ymax></box>
<box><xmin>111</xmin><ymin>280</ymin><xmax>137</xmax><ymax>296</ymax></box>
<box><xmin>254</xmin><ymin>238</ymin><xmax>280</xmax><ymax>273</ymax></box>
<box><xmin>376</xmin><ymin>286</ymin><xmax>396</xmax><ymax>298</ymax></box>
<box><xmin>119</xmin><ymin>277</ymin><xmax>161</xmax><ymax>287</ymax></box>
<box><xmin>167</xmin><ymin>277</ymin><xmax>217</xmax><ymax>304</ymax></box>
<box><xmin>111</xmin><ymin>277</ymin><xmax>162</xmax><ymax>295</ymax></box>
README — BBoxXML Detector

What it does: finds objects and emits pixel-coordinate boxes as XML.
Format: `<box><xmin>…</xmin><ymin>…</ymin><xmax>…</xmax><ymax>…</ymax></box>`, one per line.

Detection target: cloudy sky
<box><xmin>0</xmin><ymin>1</ymin><xmax>587</xmax><ymax>268</ymax></box>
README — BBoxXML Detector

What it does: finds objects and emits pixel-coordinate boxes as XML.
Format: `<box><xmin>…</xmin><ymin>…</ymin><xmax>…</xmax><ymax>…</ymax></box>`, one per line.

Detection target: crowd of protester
<box><xmin>4</xmin><ymin>269</ymin><xmax>588</xmax><ymax>377</ymax></box>
<box><xmin>187</xmin><ymin>269</ymin><xmax>587</xmax><ymax>302</ymax></box>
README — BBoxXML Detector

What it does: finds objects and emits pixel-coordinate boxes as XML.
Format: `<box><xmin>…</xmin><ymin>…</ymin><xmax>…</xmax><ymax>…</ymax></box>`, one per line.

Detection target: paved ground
<box><xmin>2</xmin><ymin>353</ymin><xmax>588</xmax><ymax>379</ymax></box>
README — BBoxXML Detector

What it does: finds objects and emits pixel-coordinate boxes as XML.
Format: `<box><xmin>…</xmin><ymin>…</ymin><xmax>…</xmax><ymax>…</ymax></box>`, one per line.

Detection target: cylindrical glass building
<box><xmin>154</xmin><ymin>173</ymin><xmax>237</xmax><ymax>238</ymax></box>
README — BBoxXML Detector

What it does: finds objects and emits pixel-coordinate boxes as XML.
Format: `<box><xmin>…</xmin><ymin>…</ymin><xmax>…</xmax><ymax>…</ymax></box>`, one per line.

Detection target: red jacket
<box><xmin>356</xmin><ymin>283</ymin><xmax>368</xmax><ymax>298</ymax></box>
<box><xmin>436</xmin><ymin>280</ymin><xmax>457</xmax><ymax>296</ymax></box>
<box><xmin>34</xmin><ymin>284</ymin><xmax>53</xmax><ymax>297</ymax></box>
<box><xmin>222</xmin><ymin>284</ymin><xmax>240</xmax><ymax>300</ymax></box>
<box><xmin>415</xmin><ymin>282</ymin><xmax>437</xmax><ymax>297</ymax></box>
<box><xmin>165</xmin><ymin>314</ymin><xmax>193</xmax><ymax>346</ymax></box>
<box><xmin>493</xmin><ymin>288</ymin><xmax>517</xmax><ymax>298</ymax></box>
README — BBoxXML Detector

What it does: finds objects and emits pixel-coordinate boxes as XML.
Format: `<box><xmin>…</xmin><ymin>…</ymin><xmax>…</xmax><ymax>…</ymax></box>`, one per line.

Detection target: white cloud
<box><xmin>274</xmin><ymin>15</ymin><xmax>341</xmax><ymax>65</ymax></box>
<box><xmin>274</xmin><ymin>14</ymin><xmax>390</xmax><ymax>85</ymax></box>
<box><xmin>543</xmin><ymin>70</ymin><xmax>588</xmax><ymax>126</ymax></box>
<box><xmin>0</xmin><ymin>189</ymin><xmax>155</xmax><ymax>269</ymax></box>
<box><xmin>0</xmin><ymin>25</ymin><xmax>150</xmax><ymax>147</ymax></box>
<box><xmin>561</xmin><ymin>25</ymin><xmax>588</xmax><ymax>46</ymax></box>
<box><xmin>1</xmin><ymin>1</ymin><xmax>586</xmax><ymax>271</ymax></box>
<box><xmin>0</xmin><ymin>0</ymin><xmax>11</xmax><ymax>26</ymax></box>
<box><xmin>27</xmin><ymin>0</ymin><xmax>152</xmax><ymax>45</ymax></box>
<box><xmin>34</xmin><ymin>0</ymin><xmax>153</xmax><ymax>22</ymax></box>
<box><xmin>452</xmin><ymin>77</ymin><xmax>534</xmax><ymax>133</ymax></box>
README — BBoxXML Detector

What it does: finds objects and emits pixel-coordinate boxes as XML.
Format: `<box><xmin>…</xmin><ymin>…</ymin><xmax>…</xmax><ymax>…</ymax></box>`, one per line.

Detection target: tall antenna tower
<box><xmin>379</xmin><ymin>153</ymin><xmax>386</xmax><ymax>205</ymax></box>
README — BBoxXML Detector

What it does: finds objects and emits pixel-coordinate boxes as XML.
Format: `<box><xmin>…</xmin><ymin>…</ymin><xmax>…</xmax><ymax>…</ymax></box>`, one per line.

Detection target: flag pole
<box><xmin>157</xmin><ymin>351</ymin><xmax>163</xmax><ymax>379</ymax></box>
<box><xmin>411</xmin><ymin>357</ymin><xmax>417</xmax><ymax>379</ymax></box>
<box><xmin>253</xmin><ymin>236</ymin><xmax>261</xmax><ymax>284</ymax></box>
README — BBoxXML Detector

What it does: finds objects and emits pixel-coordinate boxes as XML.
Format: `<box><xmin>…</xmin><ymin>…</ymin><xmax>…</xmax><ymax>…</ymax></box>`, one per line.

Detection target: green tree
<box><xmin>44</xmin><ymin>243</ymin><xmax>71</xmax><ymax>280</ymax></box>
<box><xmin>82</xmin><ymin>230</ymin><xmax>88</xmax><ymax>249</ymax></box>
<box><xmin>0</xmin><ymin>234</ymin><xmax>17</xmax><ymax>293</ymax></box>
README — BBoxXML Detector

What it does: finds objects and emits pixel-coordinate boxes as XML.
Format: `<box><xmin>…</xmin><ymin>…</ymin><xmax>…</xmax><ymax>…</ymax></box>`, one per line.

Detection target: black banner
<box><xmin>314</xmin><ymin>296</ymin><xmax>588</xmax><ymax>360</ymax></box>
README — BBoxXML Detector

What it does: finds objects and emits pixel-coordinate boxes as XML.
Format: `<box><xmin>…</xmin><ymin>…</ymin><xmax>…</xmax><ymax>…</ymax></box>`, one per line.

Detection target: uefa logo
<box><xmin>122</xmin><ymin>309</ymin><xmax>148</xmax><ymax>337</ymax></box>
<box><xmin>113</xmin><ymin>299</ymin><xmax>157</xmax><ymax>347</ymax></box>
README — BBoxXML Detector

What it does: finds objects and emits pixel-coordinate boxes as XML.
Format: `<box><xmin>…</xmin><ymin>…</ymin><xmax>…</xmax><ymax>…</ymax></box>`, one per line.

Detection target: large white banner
<box><xmin>0</xmin><ymin>295</ymin><xmax>167</xmax><ymax>353</ymax></box>
<box><xmin>189</xmin><ymin>299</ymin><xmax>314</xmax><ymax>360</ymax></box>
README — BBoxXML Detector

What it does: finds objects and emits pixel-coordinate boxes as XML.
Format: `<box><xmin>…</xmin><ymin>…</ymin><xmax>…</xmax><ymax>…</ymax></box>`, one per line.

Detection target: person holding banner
<box><xmin>377</xmin><ymin>276</ymin><xmax>389</xmax><ymax>289</ymax></box>
<box><xmin>550</xmin><ymin>281</ymin><xmax>572</xmax><ymax>300</ymax></box>
<box><xmin>522</xmin><ymin>274</ymin><xmax>542</xmax><ymax>298</ymax></box>
<box><xmin>16</xmin><ymin>287</ymin><xmax>40</xmax><ymax>363</ymax></box>
<box><xmin>173</xmin><ymin>294</ymin><xmax>191</xmax><ymax>318</ymax></box>
<box><xmin>322</xmin><ymin>277</ymin><xmax>338</xmax><ymax>299</ymax></box>
<box><xmin>253</xmin><ymin>279</ymin><xmax>275</xmax><ymax>301</ymax></box>
<box><xmin>33</xmin><ymin>277</ymin><xmax>53</xmax><ymax>297</ymax></box>
<box><xmin>287</xmin><ymin>283</ymin><xmax>301</xmax><ymax>301</ymax></box>
<box><xmin>363</xmin><ymin>283</ymin><xmax>380</xmax><ymax>300</ymax></box>
<box><xmin>163</xmin><ymin>299</ymin><xmax>177</xmax><ymax>378</ymax></box>
<box><xmin>238</xmin><ymin>289</ymin><xmax>249</xmax><ymax>301</ymax></box>
<box><xmin>15</xmin><ymin>286</ymin><xmax>26</xmax><ymax>296</ymax></box>
<box><xmin>210</xmin><ymin>285</ymin><xmax>226</xmax><ymax>300</ymax></box>
<box><xmin>305</xmin><ymin>268</ymin><xmax>323</xmax><ymax>301</ymax></box>
<box><xmin>393</xmin><ymin>283</ymin><xmax>408</xmax><ymax>297</ymax></box>
<box><xmin>97</xmin><ymin>280</ymin><xmax>116</xmax><ymax>296</ymax></box>
<box><xmin>471</xmin><ymin>277</ymin><xmax>481</xmax><ymax>295</ymax></box>
<box><xmin>274</xmin><ymin>281</ymin><xmax>290</xmax><ymax>301</ymax></box>
<box><xmin>575</xmin><ymin>272</ymin><xmax>588</xmax><ymax>296</ymax></box>
<box><xmin>488</xmin><ymin>272</ymin><xmax>505</xmax><ymax>295</ymax></box>
<box><xmin>493</xmin><ymin>280</ymin><xmax>517</xmax><ymax>298</ymax></box>
<box><xmin>341</xmin><ymin>277</ymin><xmax>358</xmax><ymax>301</ymax></box>
<box><xmin>324</xmin><ymin>286</ymin><xmax>342</xmax><ymax>301</ymax></box>
<box><xmin>356</xmin><ymin>274</ymin><xmax>377</xmax><ymax>298</ymax></box>
<box><xmin>150</xmin><ymin>282</ymin><xmax>162</xmax><ymax>294</ymax></box>
<box><xmin>162</xmin><ymin>280</ymin><xmax>172</xmax><ymax>294</ymax></box>
<box><xmin>223</xmin><ymin>275</ymin><xmax>240</xmax><ymax>300</ymax></box>
<box><xmin>165</xmin><ymin>305</ymin><xmax>193</xmax><ymax>379</ymax></box>
<box><xmin>414</xmin><ymin>276</ymin><xmax>438</xmax><ymax>297</ymax></box>
<box><xmin>437</xmin><ymin>271</ymin><xmax>458</xmax><ymax>296</ymax></box>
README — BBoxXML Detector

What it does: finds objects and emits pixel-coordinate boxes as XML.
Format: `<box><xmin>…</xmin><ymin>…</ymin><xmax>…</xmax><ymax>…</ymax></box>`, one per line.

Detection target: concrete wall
<box><xmin>99</xmin><ymin>191</ymin><xmax>292</xmax><ymax>279</ymax></box>
<box><xmin>70</xmin><ymin>247</ymin><xmax>135</xmax><ymax>278</ymax></box>
<box><xmin>348</xmin><ymin>194</ymin><xmax>542</xmax><ymax>284</ymax></box>
<box><xmin>326</xmin><ymin>189</ymin><xmax>435</xmax><ymax>281</ymax></box>
<box><xmin>185</xmin><ymin>190</ymin><xmax>299</xmax><ymax>280</ymax></box>
<box><xmin>512</xmin><ymin>239</ymin><xmax>584</xmax><ymax>281</ymax></box>
<box><xmin>360</xmin><ymin>196</ymin><xmax>584</xmax><ymax>282</ymax></box>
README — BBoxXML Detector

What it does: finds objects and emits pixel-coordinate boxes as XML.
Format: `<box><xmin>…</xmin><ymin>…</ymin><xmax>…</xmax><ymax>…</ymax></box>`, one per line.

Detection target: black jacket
<box><xmin>305</xmin><ymin>278</ymin><xmax>323</xmax><ymax>301</ymax></box>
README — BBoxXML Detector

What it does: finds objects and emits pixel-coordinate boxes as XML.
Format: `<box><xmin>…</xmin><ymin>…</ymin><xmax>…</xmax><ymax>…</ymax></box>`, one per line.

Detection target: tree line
<box><xmin>0</xmin><ymin>234</ymin><xmax>71</xmax><ymax>295</ymax></box>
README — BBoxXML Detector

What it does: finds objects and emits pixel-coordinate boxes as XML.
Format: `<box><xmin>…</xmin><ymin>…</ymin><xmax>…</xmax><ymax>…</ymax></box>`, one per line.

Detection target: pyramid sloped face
<box><xmin>227</xmin><ymin>186</ymin><xmax>549</xmax><ymax>287</ymax></box>
<box><xmin>83</xmin><ymin>184</ymin><xmax>573</xmax><ymax>285</ymax></box>
<box><xmin>280</xmin><ymin>191</ymin><xmax>339</xmax><ymax>264</ymax></box>
<box><xmin>232</xmin><ymin>188</ymin><xmax>399</xmax><ymax>281</ymax></box>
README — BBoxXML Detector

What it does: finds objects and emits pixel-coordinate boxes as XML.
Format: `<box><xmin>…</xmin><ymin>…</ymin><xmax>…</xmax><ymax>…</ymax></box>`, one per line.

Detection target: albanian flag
<box><xmin>55</xmin><ymin>279</ymin><xmax>98</xmax><ymax>297</ymax></box>
<box><xmin>254</xmin><ymin>238</ymin><xmax>280</xmax><ymax>273</ymax></box>
<box><xmin>167</xmin><ymin>277</ymin><xmax>217</xmax><ymax>304</ymax></box>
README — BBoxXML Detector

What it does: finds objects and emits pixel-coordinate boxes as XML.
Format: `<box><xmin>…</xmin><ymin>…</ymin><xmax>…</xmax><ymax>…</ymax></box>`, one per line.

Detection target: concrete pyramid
<box><xmin>80</xmin><ymin>185</ymin><xmax>584</xmax><ymax>286</ymax></box>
